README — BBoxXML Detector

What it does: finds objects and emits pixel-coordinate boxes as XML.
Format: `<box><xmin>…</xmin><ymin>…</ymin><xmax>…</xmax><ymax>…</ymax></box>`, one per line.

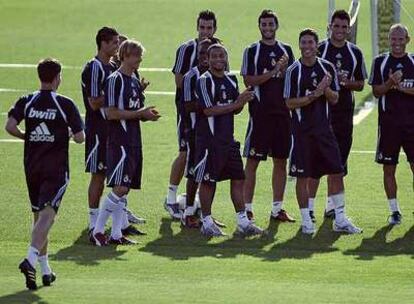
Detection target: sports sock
<box><xmin>27</xmin><ymin>246</ymin><xmax>39</xmax><ymax>268</ymax></box>
<box><xmin>300</xmin><ymin>208</ymin><xmax>311</xmax><ymax>224</ymax></box>
<box><xmin>38</xmin><ymin>254</ymin><xmax>51</xmax><ymax>275</ymax></box>
<box><xmin>388</xmin><ymin>198</ymin><xmax>400</xmax><ymax>213</ymax></box>
<box><xmin>236</xmin><ymin>210</ymin><xmax>250</xmax><ymax>228</ymax></box>
<box><xmin>88</xmin><ymin>208</ymin><xmax>99</xmax><ymax>230</ymax></box>
<box><xmin>271</xmin><ymin>201</ymin><xmax>283</xmax><ymax>215</ymax></box>
<box><xmin>93</xmin><ymin>192</ymin><xmax>120</xmax><ymax>235</ymax></box>
<box><xmin>245</xmin><ymin>203</ymin><xmax>253</xmax><ymax>212</ymax></box>
<box><xmin>331</xmin><ymin>192</ymin><xmax>346</xmax><ymax>223</ymax></box>
<box><xmin>167</xmin><ymin>184</ymin><xmax>178</xmax><ymax>204</ymax></box>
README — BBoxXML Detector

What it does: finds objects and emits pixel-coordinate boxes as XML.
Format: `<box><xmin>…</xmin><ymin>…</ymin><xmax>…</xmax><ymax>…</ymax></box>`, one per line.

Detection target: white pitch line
<box><xmin>0</xmin><ymin>63</ymin><xmax>239</xmax><ymax>73</ymax></box>
<box><xmin>0</xmin><ymin>88</ymin><xmax>175</xmax><ymax>95</ymax></box>
<box><xmin>353</xmin><ymin>101</ymin><xmax>375</xmax><ymax>125</ymax></box>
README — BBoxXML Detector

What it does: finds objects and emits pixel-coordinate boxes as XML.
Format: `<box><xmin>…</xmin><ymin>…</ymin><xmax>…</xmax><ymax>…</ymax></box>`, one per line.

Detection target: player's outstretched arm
<box><xmin>5</xmin><ymin>117</ymin><xmax>24</xmax><ymax>140</ymax></box>
<box><xmin>105</xmin><ymin>106</ymin><xmax>160</xmax><ymax>121</ymax></box>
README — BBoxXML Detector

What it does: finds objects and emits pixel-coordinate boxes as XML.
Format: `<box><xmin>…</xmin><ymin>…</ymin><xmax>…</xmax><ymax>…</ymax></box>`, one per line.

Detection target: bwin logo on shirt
<box><xmin>29</xmin><ymin>122</ymin><xmax>55</xmax><ymax>142</ymax></box>
<box><xmin>28</xmin><ymin>108</ymin><xmax>57</xmax><ymax>120</ymax></box>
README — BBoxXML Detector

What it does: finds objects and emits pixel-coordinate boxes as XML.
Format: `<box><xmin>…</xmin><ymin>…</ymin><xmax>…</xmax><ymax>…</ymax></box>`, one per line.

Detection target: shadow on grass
<box><xmin>344</xmin><ymin>224</ymin><xmax>414</xmax><ymax>260</ymax></box>
<box><xmin>0</xmin><ymin>288</ymin><xmax>49</xmax><ymax>304</ymax></box>
<box><xmin>49</xmin><ymin>228</ymin><xmax>128</xmax><ymax>266</ymax></box>
<box><xmin>140</xmin><ymin>217</ymin><xmax>343</xmax><ymax>261</ymax></box>
<box><xmin>257</xmin><ymin>218</ymin><xmax>340</xmax><ymax>261</ymax></box>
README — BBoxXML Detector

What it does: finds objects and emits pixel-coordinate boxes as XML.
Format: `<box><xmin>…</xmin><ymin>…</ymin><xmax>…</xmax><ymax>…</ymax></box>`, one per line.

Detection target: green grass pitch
<box><xmin>0</xmin><ymin>0</ymin><xmax>413</xmax><ymax>303</ymax></box>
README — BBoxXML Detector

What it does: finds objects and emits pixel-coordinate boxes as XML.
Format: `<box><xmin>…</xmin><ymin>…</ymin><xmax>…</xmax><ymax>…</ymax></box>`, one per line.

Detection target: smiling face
<box><xmin>330</xmin><ymin>18</ymin><xmax>350</xmax><ymax>44</ymax></box>
<box><xmin>259</xmin><ymin>17</ymin><xmax>277</xmax><ymax>41</ymax></box>
<box><xmin>300</xmin><ymin>34</ymin><xmax>318</xmax><ymax>59</ymax></box>
<box><xmin>389</xmin><ymin>27</ymin><xmax>410</xmax><ymax>57</ymax></box>
<box><xmin>208</xmin><ymin>46</ymin><xmax>227</xmax><ymax>73</ymax></box>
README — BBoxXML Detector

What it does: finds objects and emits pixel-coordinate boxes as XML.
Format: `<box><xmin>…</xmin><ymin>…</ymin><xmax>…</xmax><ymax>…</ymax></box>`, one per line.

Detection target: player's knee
<box><xmin>112</xmin><ymin>186</ymin><xmax>129</xmax><ymax>197</ymax></box>
<box><xmin>273</xmin><ymin>158</ymin><xmax>287</xmax><ymax>170</ymax></box>
<box><xmin>245</xmin><ymin>158</ymin><xmax>260</xmax><ymax>172</ymax></box>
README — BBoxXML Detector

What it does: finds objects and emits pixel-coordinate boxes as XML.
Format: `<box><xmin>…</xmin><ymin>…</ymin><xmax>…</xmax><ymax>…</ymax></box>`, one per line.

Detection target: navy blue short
<box><xmin>331</xmin><ymin>110</ymin><xmax>353</xmax><ymax>175</ymax></box>
<box><xmin>25</xmin><ymin>169</ymin><xmax>69</xmax><ymax>213</ymax></box>
<box><xmin>243</xmin><ymin>112</ymin><xmax>291</xmax><ymax>161</ymax></box>
<box><xmin>85</xmin><ymin>130</ymin><xmax>107</xmax><ymax>174</ymax></box>
<box><xmin>375</xmin><ymin>115</ymin><xmax>414</xmax><ymax>165</ymax></box>
<box><xmin>185</xmin><ymin>129</ymin><xmax>197</xmax><ymax>179</ymax></box>
<box><xmin>194</xmin><ymin>141</ymin><xmax>245</xmax><ymax>184</ymax></box>
<box><xmin>289</xmin><ymin>127</ymin><xmax>344</xmax><ymax>179</ymax></box>
<box><xmin>175</xmin><ymin>88</ymin><xmax>187</xmax><ymax>152</ymax></box>
<box><xmin>106</xmin><ymin>145</ymin><xmax>142</xmax><ymax>189</ymax></box>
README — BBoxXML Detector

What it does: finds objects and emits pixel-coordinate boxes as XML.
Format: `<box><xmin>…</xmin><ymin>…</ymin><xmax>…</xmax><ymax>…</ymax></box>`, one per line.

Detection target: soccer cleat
<box><xmin>309</xmin><ymin>210</ymin><xmax>316</xmax><ymax>223</ymax></box>
<box><xmin>42</xmin><ymin>272</ymin><xmax>56</xmax><ymax>286</ymax></box>
<box><xmin>109</xmin><ymin>236</ymin><xmax>137</xmax><ymax>245</ymax></box>
<box><xmin>301</xmin><ymin>221</ymin><xmax>316</xmax><ymax>235</ymax></box>
<box><xmin>237</xmin><ymin>223</ymin><xmax>263</xmax><ymax>237</ymax></box>
<box><xmin>270</xmin><ymin>209</ymin><xmax>296</xmax><ymax>222</ymax></box>
<box><xmin>19</xmin><ymin>259</ymin><xmax>37</xmax><ymax>290</ymax></box>
<box><xmin>93</xmin><ymin>232</ymin><xmax>108</xmax><ymax>246</ymax></box>
<box><xmin>88</xmin><ymin>228</ymin><xmax>96</xmax><ymax>244</ymax></box>
<box><xmin>246</xmin><ymin>211</ymin><xmax>254</xmax><ymax>222</ymax></box>
<box><xmin>126</xmin><ymin>209</ymin><xmax>146</xmax><ymax>224</ymax></box>
<box><xmin>164</xmin><ymin>199</ymin><xmax>182</xmax><ymax>220</ymax></box>
<box><xmin>122</xmin><ymin>225</ymin><xmax>146</xmax><ymax>236</ymax></box>
<box><xmin>181</xmin><ymin>215</ymin><xmax>201</xmax><ymax>229</ymax></box>
<box><xmin>201</xmin><ymin>223</ymin><xmax>226</xmax><ymax>237</ymax></box>
<box><xmin>324</xmin><ymin>209</ymin><xmax>335</xmax><ymax>219</ymax></box>
<box><xmin>212</xmin><ymin>217</ymin><xmax>227</xmax><ymax>228</ymax></box>
<box><xmin>333</xmin><ymin>218</ymin><xmax>363</xmax><ymax>234</ymax></box>
<box><xmin>388</xmin><ymin>211</ymin><xmax>402</xmax><ymax>225</ymax></box>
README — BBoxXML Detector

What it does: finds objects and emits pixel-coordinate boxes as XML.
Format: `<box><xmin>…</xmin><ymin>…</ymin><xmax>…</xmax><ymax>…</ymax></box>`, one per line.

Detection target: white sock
<box><xmin>93</xmin><ymin>192</ymin><xmax>120</xmax><ymax>234</ymax></box>
<box><xmin>27</xmin><ymin>246</ymin><xmax>39</xmax><ymax>268</ymax></box>
<box><xmin>308</xmin><ymin>198</ymin><xmax>315</xmax><ymax>212</ymax></box>
<box><xmin>331</xmin><ymin>192</ymin><xmax>346</xmax><ymax>223</ymax></box>
<box><xmin>167</xmin><ymin>184</ymin><xmax>178</xmax><ymax>204</ymax></box>
<box><xmin>111</xmin><ymin>196</ymin><xmax>127</xmax><ymax>240</ymax></box>
<box><xmin>89</xmin><ymin>208</ymin><xmax>99</xmax><ymax>230</ymax></box>
<box><xmin>300</xmin><ymin>208</ymin><xmax>311</xmax><ymax>224</ymax></box>
<box><xmin>38</xmin><ymin>255</ymin><xmax>51</xmax><ymax>275</ymax></box>
<box><xmin>236</xmin><ymin>210</ymin><xmax>250</xmax><ymax>228</ymax></box>
<box><xmin>202</xmin><ymin>215</ymin><xmax>214</xmax><ymax>227</ymax></box>
<box><xmin>245</xmin><ymin>203</ymin><xmax>253</xmax><ymax>212</ymax></box>
<box><xmin>184</xmin><ymin>206</ymin><xmax>195</xmax><ymax>217</ymax></box>
<box><xmin>271</xmin><ymin>201</ymin><xmax>283</xmax><ymax>215</ymax></box>
<box><xmin>122</xmin><ymin>208</ymin><xmax>130</xmax><ymax>230</ymax></box>
<box><xmin>388</xmin><ymin>198</ymin><xmax>400</xmax><ymax>213</ymax></box>
<box><xmin>326</xmin><ymin>196</ymin><xmax>335</xmax><ymax>211</ymax></box>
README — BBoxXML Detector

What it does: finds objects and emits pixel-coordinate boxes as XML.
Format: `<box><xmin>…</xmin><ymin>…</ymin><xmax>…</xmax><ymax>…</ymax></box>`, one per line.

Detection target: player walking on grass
<box><xmin>241</xmin><ymin>9</ymin><xmax>295</xmax><ymax>223</ymax></box>
<box><xmin>284</xmin><ymin>29</ymin><xmax>362</xmax><ymax>235</ymax></box>
<box><xmin>369</xmin><ymin>24</ymin><xmax>414</xmax><ymax>225</ymax></box>
<box><xmin>92</xmin><ymin>40</ymin><xmax>161</xmax><ymax>246</ymax></box>
<box><xmin>307</xmin><ymin>10</ymin><xmax>367</xmax><ymax>221</ymax></box>
<box><xmin>6</xmin><ymin>58</ymin><xmax>85</xmax><ymax>290</ymax></box>
<box><xmin>165</xmin><ymin>10</ymin><xmax>218</xmax><ymax>219</ymax></box>
<box><xmin>194</xmin><ymin>44</ymin><xmax>263</xmax><ymax>237</ymax></box>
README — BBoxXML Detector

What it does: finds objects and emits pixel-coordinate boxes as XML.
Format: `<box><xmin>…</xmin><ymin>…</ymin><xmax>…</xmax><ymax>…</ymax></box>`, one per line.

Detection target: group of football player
<box><xmin>6</xmin><ymin>8</ymin><xmax>414</xmax><ymax>291</ymax></box>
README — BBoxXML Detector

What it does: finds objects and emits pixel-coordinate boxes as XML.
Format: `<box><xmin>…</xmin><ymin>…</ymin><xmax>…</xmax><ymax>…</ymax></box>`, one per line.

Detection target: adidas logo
<box><xmin>311</xmin><ymin>71</ymin><xmax>317</xmax><ymax>78</ymax></box>
<box><xmin>28</xmin><ymin>108</ymin><xmax>57</xmax><ymax>120</ymax></box>
<box><xmin>29</xmin><ymin>122</ymin><xmax>55</xmax><ymax>142</ymax></box>
<box><xmin>269</xmin><ymin>51</ymin><xmax>276</xmax><ymax>57</ymax></box>
<box><xmin>220</xmin><ymin>84</ymin><xmax>226</xmax><ymax>90</ymax></box>
<box><xmin>396</xmin><ymin>63</ymin><xmax>404</xmax><ymax>69</ymax></box>
<box><xmin>335</xmin><ymin>53</ymin><xmax>343</xmax><ymax>59</ymax></box>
